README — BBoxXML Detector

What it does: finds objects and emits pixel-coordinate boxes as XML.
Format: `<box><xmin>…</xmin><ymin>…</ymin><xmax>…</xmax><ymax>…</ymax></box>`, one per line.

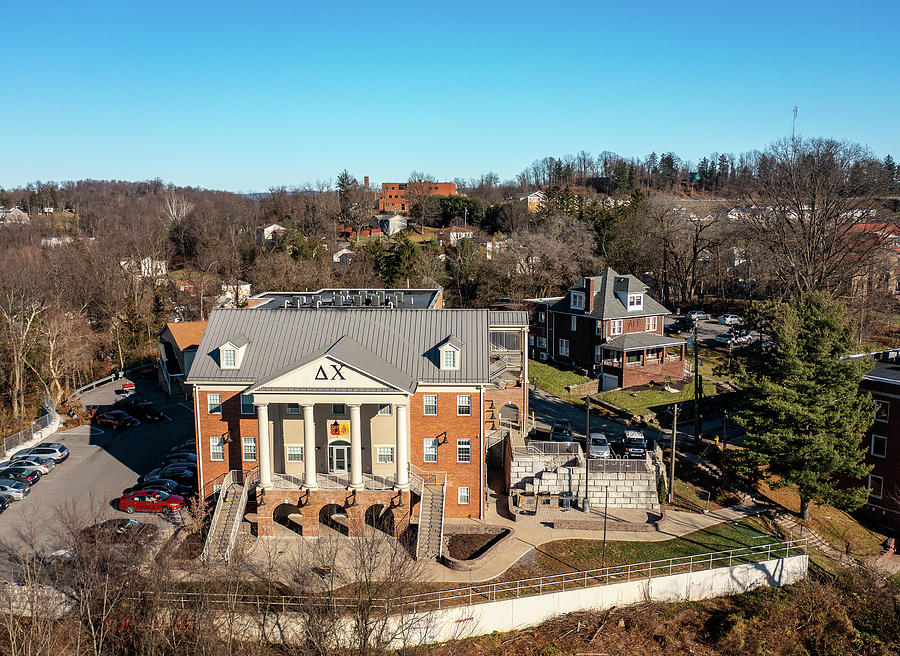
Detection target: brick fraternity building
<box><xmin>858</xmin><ymin>355</ymin><xmax>900</xmax><ymax>533</ymax></box>
<box><xmin>185</xmin><ymin>302</ymin><xmax>528</xmax><ymax>553</ymax></box>
<box><xmin>527</xmin><ymin>268</ymin><xmax>686</xmax><ymax>390</ymax></box>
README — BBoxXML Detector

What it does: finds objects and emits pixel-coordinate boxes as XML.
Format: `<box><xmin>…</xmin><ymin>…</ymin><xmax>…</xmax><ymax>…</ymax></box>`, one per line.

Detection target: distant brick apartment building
<box><xmin>184</xmin><ymin>298</ymin><xmax>529</xmax><ymax>543</ymax></box>
<box><xmin>858</xmin><ymin>353</ymin><xmax>900</xmax><ymax>533</ymax></box>
<box><xmin>378</xmin><ymin>181</ymin><xmax>457</xmax><ymax>213</ymax></box>
<box><xmin>527</xmin><ymin>268</ymin><xmax>685</xmax><ymax>391</ymax></box>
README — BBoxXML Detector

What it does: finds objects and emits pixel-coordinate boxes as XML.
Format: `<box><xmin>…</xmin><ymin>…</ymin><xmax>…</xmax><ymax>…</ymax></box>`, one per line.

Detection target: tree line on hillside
<box><xmin>0</xmin><ymin>136</ymin><xmax>897</xmax><ymax>434</ymax></box>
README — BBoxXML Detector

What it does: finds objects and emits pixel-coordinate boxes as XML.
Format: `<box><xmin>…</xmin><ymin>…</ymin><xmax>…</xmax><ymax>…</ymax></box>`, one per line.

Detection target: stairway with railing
<box><xmin>409</xmin><ymin>464</ymin><xmax>446</xmax><ymax>561</ymax></box>
<box><xmin>202</xmin><ymin>466</ymin><xmax>259</xmax><ymax>565</ymax></box>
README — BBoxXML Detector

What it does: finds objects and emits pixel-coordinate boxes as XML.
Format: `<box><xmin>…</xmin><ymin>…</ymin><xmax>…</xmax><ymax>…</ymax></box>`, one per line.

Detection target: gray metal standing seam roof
<box><xmin>186</xmin><ymin>308</ymin><xmax>528</xmax><ymax>387</ymax></box>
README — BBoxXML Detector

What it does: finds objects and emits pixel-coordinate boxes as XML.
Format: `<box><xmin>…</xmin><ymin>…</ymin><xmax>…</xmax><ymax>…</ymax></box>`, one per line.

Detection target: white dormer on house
<box><xmin>218</xmin><ymin>336</ymin><xmax>250</xmax><ymax>369</ymax></box>
<box><xmin>612</xmin><ymin>275</ymin><xmax>645</xmax><ymax>312</ymax></box>
<box><xmin>626</xmin><ymin>293</ymin><xmax>643</xmax><ymax>311</ymax></box>
<box><xmin>437</xmin><ymin>335</ymin><xmax>463</xmax><ymax>370</ymax></box>
<box><xmin>570</xmin><ymin>290</ymin><xmax>585</xmax><ymax>311</ymax></box>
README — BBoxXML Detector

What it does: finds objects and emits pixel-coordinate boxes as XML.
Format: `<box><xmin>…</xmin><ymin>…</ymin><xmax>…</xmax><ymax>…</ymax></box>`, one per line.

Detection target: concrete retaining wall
<box><xmin>412</xmin><ymin>554</ymin><xmax>808</xmax><ymax>644</ymax></box>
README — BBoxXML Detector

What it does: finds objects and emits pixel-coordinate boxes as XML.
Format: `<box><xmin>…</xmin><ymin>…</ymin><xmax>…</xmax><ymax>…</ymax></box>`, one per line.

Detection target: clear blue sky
<box><xmin>2</xmin><ymin>1</ymin><xmax>898</xmax><ymax>192</ymax></box>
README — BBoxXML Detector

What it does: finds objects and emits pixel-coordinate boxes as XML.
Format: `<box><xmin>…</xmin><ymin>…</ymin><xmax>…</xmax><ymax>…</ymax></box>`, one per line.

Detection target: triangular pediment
<box><xmin>249</xmin><ymin>355</ymin><xmax>401</xmax><ymax>392</ymax></box>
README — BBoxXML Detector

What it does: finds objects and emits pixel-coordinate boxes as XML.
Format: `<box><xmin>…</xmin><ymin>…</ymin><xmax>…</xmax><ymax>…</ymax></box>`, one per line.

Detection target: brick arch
<box><xmin>272</xmin><ymin>502</ymin><xmax>303</xmax><ymax>534</ymax></box>
<box><xmin>364</xmin><ymin>503</ymin><xmax>394</xmax><ymax>535</ymax></box>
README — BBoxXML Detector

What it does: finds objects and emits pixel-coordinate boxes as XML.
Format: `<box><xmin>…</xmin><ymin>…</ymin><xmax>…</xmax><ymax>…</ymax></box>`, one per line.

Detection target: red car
<box><xmin>118</xmin><ymin>490</ymin><xmax>184</xmax><ymax>515</ymax></box>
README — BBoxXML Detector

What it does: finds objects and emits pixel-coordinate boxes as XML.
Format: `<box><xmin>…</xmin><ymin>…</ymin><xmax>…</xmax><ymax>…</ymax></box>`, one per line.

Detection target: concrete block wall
<box><xmin>509</xmin><ymin>456</ymin><xmax>660</xmax><ymax>511</ymax></box>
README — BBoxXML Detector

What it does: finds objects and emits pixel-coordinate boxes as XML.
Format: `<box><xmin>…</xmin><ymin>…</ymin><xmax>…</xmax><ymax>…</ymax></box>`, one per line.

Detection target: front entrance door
<box><xmin>329</xmin><ymin>441</ymin><xmax>350</xmax><ymax>474</ymax></box>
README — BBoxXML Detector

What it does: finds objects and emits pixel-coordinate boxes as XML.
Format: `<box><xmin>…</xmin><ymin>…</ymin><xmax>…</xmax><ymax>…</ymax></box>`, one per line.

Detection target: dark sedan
<box><xmin>0</xmin><ymin>467</ymin><xmax>41</xmax><ymax>486</ymax></box>
<box><xmin>96</xmin><ymin>410</ymin><xmax>139</xmax><ymax>430</ymax></box>
<box><xmin>161</xmin><ymin>452</ymin><xmax>197</xmax><ymax>467</ymax></box>
<box><xmin>141</xmin><ymin>465</ymin><xmax>196</xmax><ymax>485</ymax></box>
<box><xmin>116</xmin><ymin>397</ymin><xmax>164</xmax><ymax>422</ymax></box>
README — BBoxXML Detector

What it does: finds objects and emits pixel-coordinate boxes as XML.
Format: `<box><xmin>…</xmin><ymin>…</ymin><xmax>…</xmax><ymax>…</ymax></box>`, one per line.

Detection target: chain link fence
<box><xmin>2</xmin><ymin>394</ymin><xmax>59</xmax><ymax>457</ymax></box>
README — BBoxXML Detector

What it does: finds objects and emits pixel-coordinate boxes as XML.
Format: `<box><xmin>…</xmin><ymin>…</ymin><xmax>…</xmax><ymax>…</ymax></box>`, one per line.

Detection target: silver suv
<box><xmin>13</xmin><ymin>443</ymin><xmax>69</xmax><ymax>463</ymax></box>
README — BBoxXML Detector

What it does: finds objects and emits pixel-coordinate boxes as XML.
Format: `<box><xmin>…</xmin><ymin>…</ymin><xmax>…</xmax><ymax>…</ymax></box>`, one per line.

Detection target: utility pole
<box><xmin>583</xmin><ymin>393</ymin><xmax>591</xmax><ymax>513</ymax></box>
<box><xmin>668</xmin><ymin>403</ymin><xmax>679</xmax><ymax>504</ymax></box>
<box><xmin>722</xmin><ymin>410</ymin><xmax>728</xmax><ymax>451</ymax></box>
<box><xmin>601</xmin><ymin>484</ymin><xmax>609</xmax><ymax>566</ymax></box>
<box><xmin>693</xmin><ymin>322</ymin><xmax>702</xmax><ymax>445</ymax></box>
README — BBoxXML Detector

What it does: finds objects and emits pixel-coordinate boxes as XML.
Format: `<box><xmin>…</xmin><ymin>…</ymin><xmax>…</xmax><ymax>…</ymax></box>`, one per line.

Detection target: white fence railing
<box><xmin>2</xmin><ymin>394</ymin><xmax>58</xmax><ymax>456</ymax></box>
<box><xmin>141</xmin><ymin>538</ymin><xmax>808</xmax><ymax>612</ymax></box>
<box><xmin>588</xmin><ymin>457</ymin><xmax>650</xmax><ymax>474</ymax></box>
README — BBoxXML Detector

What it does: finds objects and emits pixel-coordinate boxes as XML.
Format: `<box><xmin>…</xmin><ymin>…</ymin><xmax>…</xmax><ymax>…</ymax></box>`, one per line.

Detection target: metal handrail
<box><xmin>201</xmin><ymin>470</ymin><xmax>234</xmax><ymax>562</ymax></box>
<box><xmin>223</xmin><ymin>466</ymin><xmax>259</xmax><ymax>564</ymax></box>
<box><xmin>588</xmin><ymin>457</ymin><xmax>650</xmax><ymax>474</ymax></box>
<box><xmin>142</xmin><ymin>538</ymin><xmax>807</xmax><ymax>611</ymax></box>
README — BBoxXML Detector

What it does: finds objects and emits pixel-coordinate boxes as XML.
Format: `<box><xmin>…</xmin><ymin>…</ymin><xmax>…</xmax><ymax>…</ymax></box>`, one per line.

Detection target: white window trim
<box><xmin>457</xmin><ymin>438</ymin><xmax>471</xmax><ymax>463</ymax></box>
<box><xmin>874</xmin><ymin>400</ymin><xmax>890</xmax><ymax>423</ymax></box>
<box><xmin>627</xmin><ymin>293</ymin><xmax>643</xmax><ymax>310</ymax></box>
<box><xmin>207</xmin><ymin>393</ymin><xmax>222</xmax><ymax>415</ymax></box>
<box><xmin>210</xmin><ymin>435</ymin><xmax>224</xmax><ymax>461</ymax></box>
<box><xmin>242</xmin><ymin>436</ymin><xmax>257</xmax><ymax>461</ymax></box>
<box><xmin>457</xmin><ymin>395</ymin><xmax>472</xmax><ymax>416</ymax></box>
<box><xmin>423</xmin><ymin>438</ymin><xmax>438</xmax><ymax>463</ymax></box>
<box><xmin>868</xmin><ymin>474</ymin><xmax>883</xmax><ymax>499</ymax></box>
<box><xmin>610</xmin><ymin>319</ymin><xmax>623</xmax><ymax>336</ymax></box>
<box><xmin>646</xmin><ymin>316</ymin><xmax>658</xmax><ymax>332</ymax></box>
<box><xmin>458</xmin><ymin>486</ymin><xmax>470</xmax><ymax>504</ymax></box>
<box><xmin>441</xmin><ymin>348</ymin><xmax>459</xmax><ymax>370</ymax></box>
<box><xmin>240</xmin><ymin>393</ymin><xmax>254</xmax><ymax>415</ymax></box>
<box><xmin>222</xmin><ymin>348</ymin><xmax>237</xmax><ymax>369</ymax></box>
<box><xmin>570</xmin><ymin>291</ymin><xmax>585</xmax><ymax>310</ymax></box>
<box><xmin>871</xmin><ymin>434</ymin><xmax>887</xmax><ymax>458</ymax></box>
<box><xmin>536</xmin><ymin>336</ymin><xmax>547</xmax><ymax>348</ymax></box>
<box><xmin>376</xmin><ymin>446</ymin><xmax>395</xmax><ymax>464</ymax></box>
<box><xmin>423</xmin><ymin>394</ymin><xmax>438</xmax><ymax>416</ymax></box>
<box><xmin>286</xmin><ymin>444</ymin><xmax>303</xmax><ymax>462</ymax></box>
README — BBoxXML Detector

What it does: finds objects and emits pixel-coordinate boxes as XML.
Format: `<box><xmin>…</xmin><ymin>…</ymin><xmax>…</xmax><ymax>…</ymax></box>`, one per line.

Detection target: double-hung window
<box><xmin>559</xmin><ymin>339</ymin><xmax>569</xmax><ymax>356</ymax></box>
<box><xmin>595</xmin><ymin>320</ymin><xmax>602</xmax><ymax>336</ymax></box>
<box><xmin>868</xmin><ymin>474</ymin><xmax>884</xmax><ymax>499</ymax></box>
<box><xmin>424</xmin><ymin>394</ymin><xmax>438</xmax><ymax>416</ymax></box>
<box><xmin>242</xmin><ymin>436</ymin><xmax>256</xmax><ymax>461</ymax></box>
<box><xmin>457</xmin><ymin>395</ymin><xmax>471</xmax><ymax>416</ymax></box>
<box><xmin>874</xmin><ymin>400</ymin><xmax>890</xmax><ymax>423</ymax></box>
<box><xmin>594</xmin><ymin>345</ymin><xmax>603</xmax><ymax>363</ymax></box>
<box><xmin>222</xmin><ymin>349</ymin><xmax>236</xmax><ymax>368</ymax></box>
<box><xmin>424</xmin><ymin>438</ymin><xmax>438</xmax><ymax>463</ymax></box>
<box><xmin>571</xmin><ymin>316</ymin><xmax>577</xmax><ymax>331</ymax></box>
<box><xmin>457</xmin><ymin>438</ymin><xmax>471</xmax><ymax>463</ymax></box>
<box><xmin>286</xmin><ymin>445</ymin><xmax>303</xmax><ymax>462</ymax></box>
<box><xmin>207</xmin><ymin>393</ymin><xmax>222</xmax><ymax>414</ymax></box>
<box><xmin>240</xmin><ymin>393</ymin><xmax>254</xmax><ymax>415</ymax></box>
<box><xmin>610</xmin><ymin>319</ymin><xmax>623</xmax><ymax>336</ymax></box>
<box><xmin>646</xmin><ymin>316</ymin><xmax>658</xmax><ymax>331</ymax></box>
<box><xmin>210</xmin><ymin>435</ymin><xmax>224</xmax><ymax>461</ymax></box>
<box><xmin>570</xmin><ymin>291</ymin><xmax>585</xmax><ymax>310</ymax></box>
<box><xmin>458</xmin><ymin>486</ymin><xmax>470</xmax><ymax>504</ymax></box>
<box><xmin>536</xmin><ymin>336</ymin><xmax>547</xmax><ymax>348</ymax></box>
<box><xmin>377</xmin><ymin>446</ymin><xmax>394</xmax><ymax>463</ymax></box>
<box><xmin>871</xmin><ymin>434</ymin><xmax>887</xmax><ymax>458</ymax></box>
<box><xmin>442</xmin><ymin>349</ymin><xmax>457</xmax><ymax>369</ymax></box>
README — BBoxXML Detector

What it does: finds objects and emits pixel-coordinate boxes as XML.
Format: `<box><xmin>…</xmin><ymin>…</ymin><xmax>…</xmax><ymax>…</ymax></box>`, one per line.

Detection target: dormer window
<box><xmin>570</xmin><ymin>291</ymin><xmax>585</xmax><ymax>310</ymax></box>
<box><xmin>627</xmin><ymin>293</ymin><xmax>643</xmax><ymax>310</ymax></box>
<box><xmin>437</xmin><ymin>335</ymin><xmax>463</xmax><ymax>371</ymax></box>
<box><xmin>218</xmin><ymin>336</ymin><xmax>249</xmax><ymax>369</ymax></box>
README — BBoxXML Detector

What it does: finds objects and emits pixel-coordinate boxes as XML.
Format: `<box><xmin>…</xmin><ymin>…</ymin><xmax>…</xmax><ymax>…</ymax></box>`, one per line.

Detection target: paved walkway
<box><xmin>419</xmin><ymin>499</ymin><xmax>768</xmax><ymax>583</ymax></box>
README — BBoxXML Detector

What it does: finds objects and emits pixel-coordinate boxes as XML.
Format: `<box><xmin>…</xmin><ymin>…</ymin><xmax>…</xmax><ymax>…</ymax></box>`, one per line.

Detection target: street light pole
<box><xmin>668</xmin><ymin>403</ymin><xmax>678</xmax><ymax>504</ymax></box>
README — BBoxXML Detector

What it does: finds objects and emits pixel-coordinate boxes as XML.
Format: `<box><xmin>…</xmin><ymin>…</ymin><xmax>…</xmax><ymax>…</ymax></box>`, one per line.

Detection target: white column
<box><xmin>302</xmin><ymin>404</ymin><xmax>317</xmax><ymax>489</ymax></box>
<box><xmin>394</xmin><ymin>403</ymin><xmax>410</xmax><ymax>490</ymax></box>
<box><xmin>349</xmin><ymin>404</ymin><xmax>363</xmax><ymax>489</ymax></box>
<box><xmin>257</xmin><ymin>403</ymin><xmax>272</xmax><ymax>489</ymax></box>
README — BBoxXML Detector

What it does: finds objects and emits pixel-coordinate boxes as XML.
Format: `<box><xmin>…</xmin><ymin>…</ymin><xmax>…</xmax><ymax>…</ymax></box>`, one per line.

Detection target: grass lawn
<box><xmin>598</xmin><ymin>380</ymin><xmax>716</xmax><ymax>417</ymax></box>
<box><xmin>528</xmin><ymin>359</ymin><xmax>589</xmax><ymax>405</ymax></box>
<box><xmin>758</xmin><ymin>482</ymin><xmax>887</xmax><ymax>557</ymax></box>
<box><xmin>498</xmin><ymin>518</ymin><xmax>779</xmax><ymax>581</ymax></box>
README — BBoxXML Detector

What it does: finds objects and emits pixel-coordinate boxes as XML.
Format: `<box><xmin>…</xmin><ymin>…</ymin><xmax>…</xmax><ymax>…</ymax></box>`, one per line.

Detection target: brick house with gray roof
<box><xmin>185</xmin><ymin>304</ymin><xmax>529</xmax><ymax>562</ymax></box>
<box><xmin>527</xmin><ymin>268</ymin><xmax>686</xmax><ymax>390</ymax></box>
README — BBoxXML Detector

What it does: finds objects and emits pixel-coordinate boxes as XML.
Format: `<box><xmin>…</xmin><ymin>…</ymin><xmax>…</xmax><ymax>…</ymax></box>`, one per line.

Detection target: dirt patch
<box><xmin>447</xmin><ymin>531</ymin><xmax>503</xmax><ymax>560</ymax></box>
<box><xmin>170</xmin><ymin>531</ymin><xmax>204</xmax><ymax>560</ymax></box>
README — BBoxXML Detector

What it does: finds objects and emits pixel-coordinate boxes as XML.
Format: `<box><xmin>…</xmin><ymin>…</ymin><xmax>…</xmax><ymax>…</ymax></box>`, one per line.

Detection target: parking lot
<box><xmin>0</xmin><ymin>376</ymin><xmax>195</xmax><ymax>551</ymax></box>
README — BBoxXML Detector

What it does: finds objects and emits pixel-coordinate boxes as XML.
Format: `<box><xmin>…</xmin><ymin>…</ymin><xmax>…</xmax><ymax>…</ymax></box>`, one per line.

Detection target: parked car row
<box><xmin>549</xmin><ymin>424</ymin><xmax>650</xmax><ymax>460</ymax></box>
<box><xmin>94</xmin><ymin>395</ymin><xmax>166</xmax><ymax>431</ymax></box>
<box><xmin>0</xmin><ymin>442</ymin><xmax>70</xmax><ymax>510</ymax></box>
<box><xmin>118</xmin><ymin>438</ymin><xmax>197</xmax><ymax>515</ymax></box>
